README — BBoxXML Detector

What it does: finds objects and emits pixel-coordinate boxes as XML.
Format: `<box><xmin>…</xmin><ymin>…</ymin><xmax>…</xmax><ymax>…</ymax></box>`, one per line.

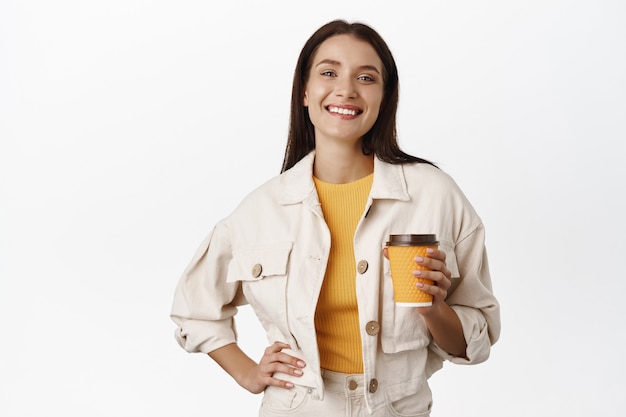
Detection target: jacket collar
<box><xmin>279</xmin><ymin>151</ymin><xmax>410</xmax><ymax>205</ymax></box>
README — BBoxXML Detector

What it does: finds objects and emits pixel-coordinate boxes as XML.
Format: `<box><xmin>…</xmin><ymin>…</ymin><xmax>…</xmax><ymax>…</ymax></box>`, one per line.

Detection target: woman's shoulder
<box><xmin>401</xmin><ymin>161</ymin><xmax>478</xmax><ymax>210</ymax></box>
<box><xmin>228</xmin><ymin>154</ymin><xmax>315</xmax><ymax>217</ymax></box>
<box><xmin>401</xmin><ymin>160</ymin><xmax>460</xmax><ymax>190</ymax></box>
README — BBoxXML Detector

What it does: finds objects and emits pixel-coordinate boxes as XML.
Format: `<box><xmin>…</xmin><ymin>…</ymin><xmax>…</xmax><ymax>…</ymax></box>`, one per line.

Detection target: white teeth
<box><xmin>328</xmin><ymin>106</ymin><xmax>357</xmax><ymax>116</ymax></box>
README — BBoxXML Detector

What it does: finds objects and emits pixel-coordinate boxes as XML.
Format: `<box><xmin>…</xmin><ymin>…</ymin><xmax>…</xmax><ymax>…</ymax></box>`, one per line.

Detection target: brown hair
<box><xmin>281</xmin><ymin>19</ymin><xmax>435</xmax><ymax>172</ymax></box>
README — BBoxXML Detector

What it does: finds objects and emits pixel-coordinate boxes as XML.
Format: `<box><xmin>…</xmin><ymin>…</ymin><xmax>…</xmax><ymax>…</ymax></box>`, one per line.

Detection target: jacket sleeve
<box><xmin>430</xmin><ymin>223</ymin><xmax>501</xmax><ymax>364</ymax></box>
<box><xmin>170</xmin><ymin>221</ymin><xmax>246</xmax><ymax>354</ymax></box>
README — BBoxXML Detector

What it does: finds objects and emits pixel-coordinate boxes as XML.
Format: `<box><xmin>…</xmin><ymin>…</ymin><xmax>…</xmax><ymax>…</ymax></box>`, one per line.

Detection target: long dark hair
<box><xmin>281</xmin><ymin>19</ymin><xmax>435</xmax><ymax>173</ymax></box>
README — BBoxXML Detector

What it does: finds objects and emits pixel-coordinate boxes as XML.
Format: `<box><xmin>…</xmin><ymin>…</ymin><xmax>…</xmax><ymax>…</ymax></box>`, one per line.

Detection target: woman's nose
<box><xmin>335</xmin><ymin>77</ymin><xmax>358</xmax><ymax>98</ymax></box>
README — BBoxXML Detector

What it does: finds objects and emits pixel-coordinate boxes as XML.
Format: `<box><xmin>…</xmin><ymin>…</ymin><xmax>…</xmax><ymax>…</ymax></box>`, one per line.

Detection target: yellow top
<box><xmin>313</xmin><ymin>173</ymin><xmax>373</xmax><ymax>373</ymax></box>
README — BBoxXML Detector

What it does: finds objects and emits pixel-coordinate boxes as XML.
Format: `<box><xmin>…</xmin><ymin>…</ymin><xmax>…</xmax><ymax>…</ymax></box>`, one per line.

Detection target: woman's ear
<box><xmin>303</xmin><ymin>92</ymin><xmax>308</xmax><ymax>107</ymax></box>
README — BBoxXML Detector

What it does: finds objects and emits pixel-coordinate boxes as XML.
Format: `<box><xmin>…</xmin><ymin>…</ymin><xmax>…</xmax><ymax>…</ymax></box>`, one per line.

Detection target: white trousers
<box><xmin>258</xmin><ymin>369</ymin><xmax>431</xmax><ymax>417</ymax></box>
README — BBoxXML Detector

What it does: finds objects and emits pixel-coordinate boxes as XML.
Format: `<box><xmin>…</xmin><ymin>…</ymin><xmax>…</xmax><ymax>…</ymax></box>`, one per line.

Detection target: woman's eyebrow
<box><xmin>315</xmin><ymin>59</ymin><xmax>381</xmax><ymax>74</ymax></box>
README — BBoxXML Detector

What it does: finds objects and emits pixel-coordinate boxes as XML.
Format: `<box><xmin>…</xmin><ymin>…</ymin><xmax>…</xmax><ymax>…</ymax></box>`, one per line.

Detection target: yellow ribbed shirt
<box><xmin>313</xmin><ymin>173</ymin><xmax>373</xmax><ymax>374</ymax></box>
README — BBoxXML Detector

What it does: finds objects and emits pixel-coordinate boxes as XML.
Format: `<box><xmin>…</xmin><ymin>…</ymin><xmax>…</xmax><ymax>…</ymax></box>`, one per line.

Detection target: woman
<box><xmin>171</xmin><ymin>19</ymin><xmax>500</xmax><ymax>416</ymax></box>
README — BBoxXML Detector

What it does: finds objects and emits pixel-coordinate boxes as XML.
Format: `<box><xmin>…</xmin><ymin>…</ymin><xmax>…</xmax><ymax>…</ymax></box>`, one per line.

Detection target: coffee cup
<box><xmin>386</xmin><ymin>234</ymin><xmax>439</xmax><ymax>307</ymax></box>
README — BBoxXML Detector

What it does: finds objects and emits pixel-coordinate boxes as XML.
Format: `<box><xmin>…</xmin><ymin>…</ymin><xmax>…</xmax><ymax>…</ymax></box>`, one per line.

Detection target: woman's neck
<box><xmin>313</xmin><ymin>143</ymin><xmax>374</xmax><ymax>184</ymax></box>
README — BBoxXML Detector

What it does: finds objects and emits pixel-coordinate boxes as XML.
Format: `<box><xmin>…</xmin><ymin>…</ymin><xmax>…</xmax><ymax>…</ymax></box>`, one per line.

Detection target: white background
<box><xmin>1</xmin><ymin>1</ymin><xmax>625</xmax><ymax>416</ymax></box>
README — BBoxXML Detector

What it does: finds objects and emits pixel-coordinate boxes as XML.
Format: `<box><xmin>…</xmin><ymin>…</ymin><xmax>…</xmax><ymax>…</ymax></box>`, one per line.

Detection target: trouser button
<box><xmin>348</xmin><ymin>379</ymin><xmax>358</xmax><ymax>390</ymax></box>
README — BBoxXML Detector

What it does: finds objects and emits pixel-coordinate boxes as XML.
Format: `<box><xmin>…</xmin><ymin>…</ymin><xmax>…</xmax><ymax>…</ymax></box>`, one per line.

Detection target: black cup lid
<box><xmin>386</xmin><ymin>234</ymin><xmax>439</xmax><ymax>246</ymax></box>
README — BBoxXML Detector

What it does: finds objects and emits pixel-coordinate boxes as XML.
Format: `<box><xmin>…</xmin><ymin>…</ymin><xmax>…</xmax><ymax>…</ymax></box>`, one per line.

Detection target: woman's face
<box><xmin>303</xmin><ymin>34</ymin><xmax>384</xmax><ymax>148</ymax></box>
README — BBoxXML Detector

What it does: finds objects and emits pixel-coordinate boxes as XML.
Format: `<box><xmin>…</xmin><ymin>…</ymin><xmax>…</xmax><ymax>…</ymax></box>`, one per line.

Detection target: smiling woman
<box><xmin>170</xmin><ymin>19</ymin><xmax>500</xmax><ymax>417</ymax></box>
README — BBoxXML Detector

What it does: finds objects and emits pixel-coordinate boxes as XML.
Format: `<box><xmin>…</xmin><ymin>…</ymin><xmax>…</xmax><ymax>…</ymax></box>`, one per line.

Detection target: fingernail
<box><xmin>426</xmin><ymin>248</ymin><xmax>435</xmax><ymax>254</ymax></box>
<box><xmin>296</xmin><ymin>360</ymin><xmax>306</xmax><ymax>367</ymax></box>
<box><xmin>413</xmin><ymin>270</ymin><xmax>422</xmax><ymax>276</ymax></box>
<box><xmin>285</xmin><ymin>382</ymin><xmax>294</xmax><ymax>388</ymax></box>
<box><xmin>416</xmin><ymin>282</ymin><xmax>424</xmax><ymax>288</ymax></box>
<box><xmin>293</xmin><ymin>369</ymin><xmax>303</xmax><ymax>376</ymax></box>
<box><xmin>415</xmin><ymin>256</ymin><xmax>424</xmax><ymax>263</ymax></box>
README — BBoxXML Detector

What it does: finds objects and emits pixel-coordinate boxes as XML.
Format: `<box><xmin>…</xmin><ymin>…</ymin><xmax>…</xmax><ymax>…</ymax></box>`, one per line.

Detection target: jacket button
<box><xmin>251</xmin><ymin>263</ymin><xmax>263</xmax><ymax>278</ymax></box>
<box><xmin>365</xmin><ymin>321</ymin><xmax>380</xmax><ymax>335</ymax></box>
<box><xmin>357</xmin><ymin>260</ymin><xmax>368</xmax><ymax>274</ymax></box>
<box><xmin>368</xmin><ymin>378</ymin><xmax>378</xmax><ymax>393</ymax></box>
<box><xmin>348</xmin><ymin>379</ymin><xmax>358</xmax><ymax>390</ymax></box>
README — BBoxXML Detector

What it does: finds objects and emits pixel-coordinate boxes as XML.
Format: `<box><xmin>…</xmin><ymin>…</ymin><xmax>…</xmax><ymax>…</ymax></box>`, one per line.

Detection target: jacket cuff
<box><xmin>172</xmin><ymin>317</ymin><xmax>237</xmax><ymax>354</ymax></box>
<box><xmin>430</xmin><ymin>306</ymin><xmax>491</xmax><ymax>364</ymax></box>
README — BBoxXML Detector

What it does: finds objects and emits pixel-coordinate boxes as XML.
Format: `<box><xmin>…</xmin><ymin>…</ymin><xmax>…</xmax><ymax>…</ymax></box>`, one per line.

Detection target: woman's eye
<box><xmin>321</xmin><ymin>70</ymin><xmax>336</xmax><ymax>77</ymax></box>
<box><xmin>358</xmin><ymin>75</ymin><xmax>375</xmax><ymax>82</ymax></box>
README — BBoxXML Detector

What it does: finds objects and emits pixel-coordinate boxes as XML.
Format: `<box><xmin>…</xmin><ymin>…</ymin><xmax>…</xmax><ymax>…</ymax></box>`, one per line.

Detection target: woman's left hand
<box><xmin>412</xmin><ymin>248</ymin><xmax>452</xmax><ymax>309</ymax></box>
<box><xmin>382</xmin><ymin>247</ymin><xmax>452</xmax><ymax>309</ymax></box>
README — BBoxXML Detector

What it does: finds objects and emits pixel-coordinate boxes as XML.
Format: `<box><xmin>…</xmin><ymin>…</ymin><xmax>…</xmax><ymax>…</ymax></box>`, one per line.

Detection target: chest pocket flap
<box><xmin>227</xmin><ymin>241</ymin><xmax>294</xmax><ymax>282</ymax></box>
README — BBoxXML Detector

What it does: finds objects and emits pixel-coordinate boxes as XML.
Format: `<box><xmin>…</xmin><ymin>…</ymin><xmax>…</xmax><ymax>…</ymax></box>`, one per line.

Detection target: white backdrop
<box><xmin>1</xmin><ymin>1</ymin><xmax>625</xmax><ymax>416</ymax></box>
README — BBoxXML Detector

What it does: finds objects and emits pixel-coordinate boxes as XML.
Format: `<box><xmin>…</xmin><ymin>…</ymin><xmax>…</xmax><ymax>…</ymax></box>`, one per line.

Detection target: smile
<box><xmin>327</xmin><ymin>106</ymin><xmax>361</xmax><ymax>116</ymax></box>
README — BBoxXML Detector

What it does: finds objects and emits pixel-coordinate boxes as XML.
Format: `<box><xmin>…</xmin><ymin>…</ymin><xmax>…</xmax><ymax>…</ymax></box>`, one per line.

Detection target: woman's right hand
<box><xmin>242</xmin><ymin>341</ymin><xmax>306</xmax><ymax>393</ymax></box>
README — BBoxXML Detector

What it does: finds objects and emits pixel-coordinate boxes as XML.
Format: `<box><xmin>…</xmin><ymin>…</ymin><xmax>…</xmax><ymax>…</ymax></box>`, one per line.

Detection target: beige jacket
<box><xmin>171</xmin><ymin>151</ymin><xmax>500</xmax><ymax>413</ymax></box>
